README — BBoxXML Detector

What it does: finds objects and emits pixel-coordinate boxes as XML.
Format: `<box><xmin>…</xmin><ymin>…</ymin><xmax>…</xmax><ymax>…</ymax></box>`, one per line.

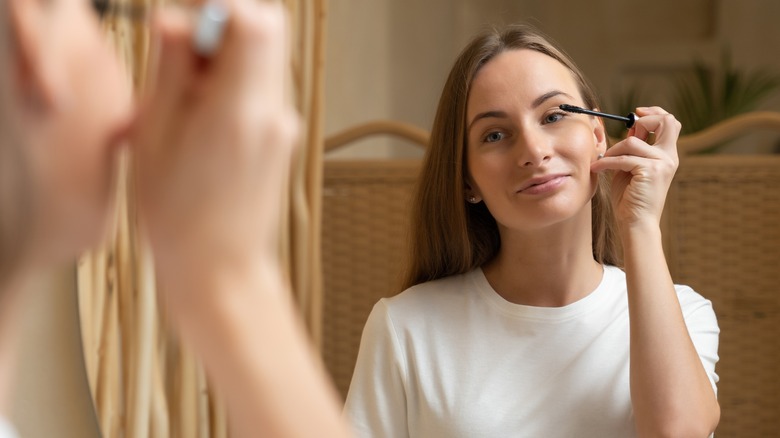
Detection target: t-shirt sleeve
<box><xmin>343</xmin><ymin>299</ymin><xmax>409</xmax><ymax>438</ymax></box>
<box><xmin>676</xmin><ymin>285</ymin><xmax>720</xmax><ymax>394</ymax></box>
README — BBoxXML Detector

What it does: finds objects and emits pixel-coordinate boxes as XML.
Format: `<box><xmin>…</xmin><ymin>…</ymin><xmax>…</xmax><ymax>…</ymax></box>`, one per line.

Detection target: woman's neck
<box><xmin>482</xmin><ymin>209</ymin><xmax>603</xmax><ymax>307</ymax></box>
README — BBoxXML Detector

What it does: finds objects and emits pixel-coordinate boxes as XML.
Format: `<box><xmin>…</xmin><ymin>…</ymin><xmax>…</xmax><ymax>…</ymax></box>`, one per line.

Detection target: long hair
<box><xmin>402</xmin><ymin>24</ymin><xmax>621</xmax><ymax>290</ymax></box>
<box><xmin>0</xmin><ymin>4</ymin><xmax>34</xmax><ymax>286</ymax></box>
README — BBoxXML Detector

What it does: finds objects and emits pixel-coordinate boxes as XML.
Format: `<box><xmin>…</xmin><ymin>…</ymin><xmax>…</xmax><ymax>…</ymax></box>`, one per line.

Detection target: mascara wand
<box><xmin>559</xmin><ymin>104</ymin><xmax>638</xmax><ymax>129</ymax></box>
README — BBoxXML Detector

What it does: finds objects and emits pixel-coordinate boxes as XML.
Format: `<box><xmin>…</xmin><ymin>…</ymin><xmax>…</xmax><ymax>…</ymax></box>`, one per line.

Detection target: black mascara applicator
<box><xmin>559</xmin><ymin>104</ymin><xmax>638</xmax><ymax>129</ymax></box>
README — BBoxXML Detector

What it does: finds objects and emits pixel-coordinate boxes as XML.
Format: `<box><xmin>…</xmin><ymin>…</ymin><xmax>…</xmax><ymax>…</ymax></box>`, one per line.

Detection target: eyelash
<box><xmin>544</xmin><ymin>110</ymin><xmax>567</xmax><ymax>124</ymax></box>
<box><xmin>480</xmin><ymin>110</ymin><xmax>569</xmax><ymax>143</ymax></box>
<box><xmin>482</xmin><ymin>131</ymin><xmax>506</xmax><ymax>143</ymax></box>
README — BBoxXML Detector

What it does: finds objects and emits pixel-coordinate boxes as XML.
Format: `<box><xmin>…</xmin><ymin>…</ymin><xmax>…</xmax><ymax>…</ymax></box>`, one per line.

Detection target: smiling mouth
<box><xmin>517</xmin><ymin>174</ymin><xmax>569</xmax><ymax>194</ymax></box>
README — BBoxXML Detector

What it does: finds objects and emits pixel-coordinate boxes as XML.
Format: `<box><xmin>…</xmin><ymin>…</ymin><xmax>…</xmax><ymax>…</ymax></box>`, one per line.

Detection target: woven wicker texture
<box><xmin>322</xmin><ymin>160</ymin><xmax>421</xmax><ymax>399</ymax></box>
<box><xmin>664</xmin><ymin>154</ymin><xmax>780</xmax><ymax>437</ymax></box>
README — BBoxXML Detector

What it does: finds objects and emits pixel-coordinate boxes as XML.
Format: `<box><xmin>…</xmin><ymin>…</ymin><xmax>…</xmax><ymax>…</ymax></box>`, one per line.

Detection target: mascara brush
<box><xmin>559</xmin><ymin>104</ymin><xmax>638</xmax><ymax>129</ymax></box>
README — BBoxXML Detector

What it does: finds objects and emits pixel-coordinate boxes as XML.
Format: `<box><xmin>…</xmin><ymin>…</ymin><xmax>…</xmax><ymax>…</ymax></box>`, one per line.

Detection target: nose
<box><xmin>515</xmin><ymin>126</ymin><xmax>552</xmax><ymax>167</ymax></box>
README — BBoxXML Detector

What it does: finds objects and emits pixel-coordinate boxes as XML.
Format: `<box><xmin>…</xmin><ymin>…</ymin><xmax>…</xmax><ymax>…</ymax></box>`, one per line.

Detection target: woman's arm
<box><xmin>622</xmin><ymin>223</ymin><xmax>719</xmax><ymax>437</ymax></box>
<box><xmin>133</xmin><ymin>2</ymin><xmax>352</xmax><ymax>437</ymax></box>
<box><xmin>162</xmin><ymin>262</ymin><xmax>350</xmax><ymax>438</ymax></box>
<box><xmin>592</xmin><ymin>107</ymin><xmax>720</xmax><ymax>437</ymax></box>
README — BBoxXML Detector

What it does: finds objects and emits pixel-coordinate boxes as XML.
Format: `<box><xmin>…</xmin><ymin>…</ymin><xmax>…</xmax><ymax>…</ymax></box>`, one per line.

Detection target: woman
<box><xmin>345</xmin><ymin>24</ymin><xmax>720</xmax><ymax>437</ymax></box>
<box><xmin>0</xmin><ymin>0</ymin><xmax>351</xmax><ymax>436</ymax></box>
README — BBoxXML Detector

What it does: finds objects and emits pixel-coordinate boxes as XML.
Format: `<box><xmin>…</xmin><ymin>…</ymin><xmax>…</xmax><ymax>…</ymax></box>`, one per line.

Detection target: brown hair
<box><xmin>0</xmin><ymin>4</ymin><xmax>34</xmax><ymax>285</ymax></box>
<box><xmin>402</xmin><ymin>24</ymin><xmax>621</xmax><ymax>290</ymax></box>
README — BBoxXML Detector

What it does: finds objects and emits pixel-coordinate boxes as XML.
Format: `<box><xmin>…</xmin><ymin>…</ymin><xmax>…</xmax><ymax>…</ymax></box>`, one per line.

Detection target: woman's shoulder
<box><xmin>375</xmin><ymin>269</ymin><xmax>480</xmax><ymax>318</ymax></box>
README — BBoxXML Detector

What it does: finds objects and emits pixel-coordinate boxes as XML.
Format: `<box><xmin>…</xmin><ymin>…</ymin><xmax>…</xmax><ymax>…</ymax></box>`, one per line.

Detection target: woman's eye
<box><xmin>544</xmin><ymin>112</ymin><xmax>566</xmax><ymax>124</ymax></box>
<box><xmin>483</xmin><ymin>131</ymin><xmax>505</xmax><ymax>143</ymax></box>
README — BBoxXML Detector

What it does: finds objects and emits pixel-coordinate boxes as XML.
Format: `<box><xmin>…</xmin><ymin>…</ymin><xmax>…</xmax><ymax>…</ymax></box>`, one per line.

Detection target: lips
<box><xmin>517</xmin><ymin>174</ymin><xmax>569</xmax><ymax>193</ymax></box>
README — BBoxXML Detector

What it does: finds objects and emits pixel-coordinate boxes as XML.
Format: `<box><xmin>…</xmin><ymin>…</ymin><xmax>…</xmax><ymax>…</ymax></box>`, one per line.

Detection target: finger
<box><xmin>591</xmin><ymin>154</ymin><xmax>655</xmax><ymax>175</ymax></box>
<box><xmin>650</xmin><ymin>114</ymin><xmax>681</xmax><ymax>152</ymax></box>
<box><xmin>606</xmin><ymin>136</ymin><xmax>666</xmax><ymax>160</ymax></box>
<box><xmin>635</xmin><ymin>106</ymin><xmax>669</xmax><ymax>116</ymax></box>
<box><xmin>591</xmin><ymin>152</ymin><xmax>678</xmax><ymax>184</ymax></box>
<box><xmin>148</xmin><ymin>8</ymin><xmax>196</xmax><ymax>117</ymax></box>
<box><xmin>634</xmin><ymin>118</ymin><xmax>681</xmax><ymax>161</ymax></box>
<box><xmin>629</xmin><ymin>107</ymin><xmax>665</xmax><ymax>141</ymax></box>
<box><xmin>205</xmin><ymin>1</ymin><xmax>289</xmax><ymax>108</ymax></box>
<box><xmin>134</xmin><ymin>7</ymin><xmax>199</xmax><ymax>168</ymax></box>
<box><xmin>631</xmin><ymin>114</ymin><xmax>668</xmax><ymax>138</ymax></box>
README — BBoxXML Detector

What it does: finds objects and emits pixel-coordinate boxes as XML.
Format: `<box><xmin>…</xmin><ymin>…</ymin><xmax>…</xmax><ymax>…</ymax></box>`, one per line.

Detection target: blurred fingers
<box><xmin>135</xmin><ymin>7</ymin><xmax>197</xmax><ymax>167</ymax></box>
<box><xmin>206</xmin><ymin>0</ymin><xmax>289</xmax><ymax>109</ymax></box>
<box><xmin>148</xmin><ymin>8</ymin><xmax>196</xmax><ymax>116</ymax></box>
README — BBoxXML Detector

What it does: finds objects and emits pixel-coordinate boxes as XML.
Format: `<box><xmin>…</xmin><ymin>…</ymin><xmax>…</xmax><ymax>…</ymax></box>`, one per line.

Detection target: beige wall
<box><xmin>325</xmin><ymin>0</ymin><xmax>780</xmax><ymax>158</ymax></box>
<box><xmin>325</xmin><ymin>0</ymin><xmax>393</xmax><ymax>158</ymax></box>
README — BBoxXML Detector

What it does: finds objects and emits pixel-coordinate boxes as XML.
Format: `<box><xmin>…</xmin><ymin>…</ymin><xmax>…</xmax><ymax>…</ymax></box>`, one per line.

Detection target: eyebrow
<box><xmin>468</xmin><ymin>90</ymin><xmax>575</xmax><ymax>131</ymax></box>
<box><xmin>532</xmin><ymin>90</ymin><xmax>574</xmax><ymax>109</ymax></box>
<box><xmin>468</xmin><ymin>110</ymin><xmax>509</xmax><ymax>131</ymax></box>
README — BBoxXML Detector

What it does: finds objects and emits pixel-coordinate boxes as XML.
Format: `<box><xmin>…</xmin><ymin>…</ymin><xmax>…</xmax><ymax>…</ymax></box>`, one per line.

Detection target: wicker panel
<box><xmin>665</xmin><ymin>155</ymin><xmax>780</xmax><ymax>437</ymax></box>
<box><xmin>321</xmin><ymin>160</ymin><xmax>422</xmax><ymax>400</ymax></box>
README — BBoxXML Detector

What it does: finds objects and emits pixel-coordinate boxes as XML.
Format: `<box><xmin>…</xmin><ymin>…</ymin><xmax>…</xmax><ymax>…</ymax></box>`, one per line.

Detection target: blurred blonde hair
<box><xmin>0</xmin><ymin>4</ymin><xmax>33</xmax><ymax>285</ymax></box>
<box><xmin>402</xmin><ymin>24</ymin><xmax>622</xmax><ymax>290</ymax></box>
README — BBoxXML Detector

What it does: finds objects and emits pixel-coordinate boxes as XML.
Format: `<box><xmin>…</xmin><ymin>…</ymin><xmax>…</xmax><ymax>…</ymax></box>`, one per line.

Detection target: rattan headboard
<box><xmin>322</xmin><ymin>121</ymin><xmax>427</xmax><ymax>399</ymax></box>
<box><xmin>664</xmin><ymin>112</ymin><xmax>780</xmax><ymax>437</ymax></box>
<box><xmin>321</xmin><ymin>114</ymin><xmax>780</xmax><ymax>437</ymax></box>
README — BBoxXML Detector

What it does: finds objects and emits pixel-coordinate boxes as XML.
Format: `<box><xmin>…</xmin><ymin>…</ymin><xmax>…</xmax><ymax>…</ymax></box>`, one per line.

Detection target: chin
<box><xmin>501</xmin><ymin>201</ymin><xmax>589</xmax><ymax>231</ymax></box>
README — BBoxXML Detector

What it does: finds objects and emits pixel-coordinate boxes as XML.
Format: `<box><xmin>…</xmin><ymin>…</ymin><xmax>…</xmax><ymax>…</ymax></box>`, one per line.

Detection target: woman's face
<box><xmin>27</xmin><ymin>0</ymin><xmax>134</xmax><ymax>262</ymax></box>
<box><xmin>465</xmin><ymin>48</ymin><xmax>606</xmax><ymax>233</ymax></box>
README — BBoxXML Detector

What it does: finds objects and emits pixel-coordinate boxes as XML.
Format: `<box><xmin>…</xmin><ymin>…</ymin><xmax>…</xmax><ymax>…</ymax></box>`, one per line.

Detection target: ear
<box><xmin>463</xmin><ymin>176</ymin><xmax>482</xmax><ymax>202</ymax></box>
<box><xmin>590</xmin><ymin>113</ymin><xmax>608</xmax><ymax>155</ymax></box>
<box><xmin>7</xmin><ymin>0</ymin><xmax>60</xmax><ymax>111</ymax></box>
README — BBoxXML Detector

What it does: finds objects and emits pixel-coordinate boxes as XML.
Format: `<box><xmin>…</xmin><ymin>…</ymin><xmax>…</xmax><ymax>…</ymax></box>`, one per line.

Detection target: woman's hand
<box><xmin>132</xmin><ymin>0</ymin><xmax>297</xmax><ymax>289</ymax></box>
<box><xmin>590</xmin><ymin>106</ymin><xmax>680</xmax><ymax>232</ymax></box>
<box><xmin>129</xmin><ymin>5</ymin><xmax>355</xmax><ymax>438</ymax></box>
<box><xmin>595</xmin><ymin>108</ymin><xmax>720</xmax><ymax>436</ymax></box>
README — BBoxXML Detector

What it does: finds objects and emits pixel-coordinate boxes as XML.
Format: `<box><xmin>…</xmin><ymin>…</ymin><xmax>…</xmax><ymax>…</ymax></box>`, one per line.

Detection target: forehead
<box><xmin>467</xmin><ymin>49</ymin><xmax>581</xmax><ymax>117</ymax></box>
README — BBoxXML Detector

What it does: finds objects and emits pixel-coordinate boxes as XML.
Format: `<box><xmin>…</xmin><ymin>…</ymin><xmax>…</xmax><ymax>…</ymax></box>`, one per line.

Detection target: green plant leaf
<box><xmin>672</xmin><ymin>46</ymin><xmax>780</xmax><ymax>146</ymax></box>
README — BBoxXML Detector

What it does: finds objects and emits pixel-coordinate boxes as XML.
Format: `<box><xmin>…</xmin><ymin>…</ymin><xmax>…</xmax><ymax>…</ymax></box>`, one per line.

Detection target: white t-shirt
<box><xmin>344</xmin><ymin>265</ymin><xmax>719</xmax><ymax>438</ymax></box>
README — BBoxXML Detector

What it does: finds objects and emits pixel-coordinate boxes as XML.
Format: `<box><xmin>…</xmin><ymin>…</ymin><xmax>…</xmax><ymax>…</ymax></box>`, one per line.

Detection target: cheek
<box><xmin>564</xmin><ymin>132</ymin><xmax>601</xmax><ymax>196</ymax></box>
<box><xmin>560</xmin><ymin>126</ymin><xmax>599</xmax><ymax>165</ymax></box>
<box><xmin>467</xmin><ymin>148</ymin><xmax>508</xmax><ymax>193</ymax></box>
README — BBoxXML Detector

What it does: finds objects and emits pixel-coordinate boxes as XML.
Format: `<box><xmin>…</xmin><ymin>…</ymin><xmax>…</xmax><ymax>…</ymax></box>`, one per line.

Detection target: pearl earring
<box><xmin>467</xmin><ymin>196</ymin><xmax>479</xmax><ymax>204</ymax></box>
